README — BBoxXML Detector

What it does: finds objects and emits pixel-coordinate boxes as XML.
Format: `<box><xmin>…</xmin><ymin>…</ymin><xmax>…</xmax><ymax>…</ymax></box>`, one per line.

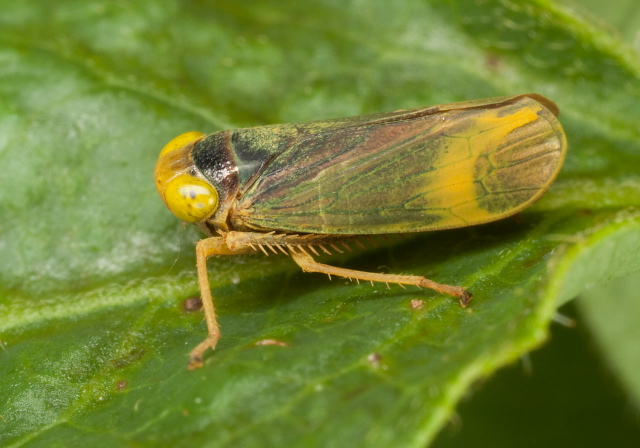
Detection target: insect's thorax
<box><xmin>192</xmin><ymin>126</ymin><xmax>298</xmax><ymax>234</ymax></box>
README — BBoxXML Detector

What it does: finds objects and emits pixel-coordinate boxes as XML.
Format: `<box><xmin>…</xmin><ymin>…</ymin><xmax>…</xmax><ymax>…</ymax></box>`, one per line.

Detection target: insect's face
<box><xmin>154</xmin><ymin>132</ymin><xmax>219</xmax><ymax>222</ymax></box>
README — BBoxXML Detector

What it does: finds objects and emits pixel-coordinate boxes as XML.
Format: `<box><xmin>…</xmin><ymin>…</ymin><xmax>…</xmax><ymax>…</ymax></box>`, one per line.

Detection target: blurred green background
<box><xmin>559</xmin><ymin>0</ymin><xmax>640</xmax><ymax>47</ymax></box>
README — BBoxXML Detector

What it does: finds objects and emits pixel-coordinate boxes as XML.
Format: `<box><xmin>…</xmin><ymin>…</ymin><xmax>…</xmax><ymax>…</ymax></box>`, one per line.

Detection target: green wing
<box><xmin>230</xmin><ymin>95</ymin><xmax>567</xmax><ymax>235</ymax></box>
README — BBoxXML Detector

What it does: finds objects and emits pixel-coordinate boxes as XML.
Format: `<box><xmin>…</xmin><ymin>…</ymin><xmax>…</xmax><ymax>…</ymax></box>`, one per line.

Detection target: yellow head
<box><xmin>154</xmin><ymin>132</ymin><xmax>219</xmax><ymax>222</ymax></box>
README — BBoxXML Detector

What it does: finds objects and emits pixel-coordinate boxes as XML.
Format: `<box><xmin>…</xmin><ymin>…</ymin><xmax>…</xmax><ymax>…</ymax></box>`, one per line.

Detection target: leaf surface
<box><xmin>1</xmin><ymin>1</ymin><xmax>639</xmax><ymax>446</ymax></box>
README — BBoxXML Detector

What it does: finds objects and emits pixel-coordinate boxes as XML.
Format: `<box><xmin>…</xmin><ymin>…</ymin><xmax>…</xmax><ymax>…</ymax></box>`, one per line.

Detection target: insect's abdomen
<box><xmin>232</xmin><ymin>96</ymin><xmax>567</xmax><ymax>234</ymax></box>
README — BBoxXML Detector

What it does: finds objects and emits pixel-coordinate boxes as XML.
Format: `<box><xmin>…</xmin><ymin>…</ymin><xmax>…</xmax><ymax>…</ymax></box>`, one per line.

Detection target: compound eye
<box><xmin>163</xmin><ymin>174</ymin><xmax>219</xmax><ymax>222</ymax></box>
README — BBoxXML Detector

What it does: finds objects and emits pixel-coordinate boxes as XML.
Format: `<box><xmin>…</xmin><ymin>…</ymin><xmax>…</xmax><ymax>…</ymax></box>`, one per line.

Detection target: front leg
<box><xmin>189</xmin><ymin>236</ymin><xmax>254</xmax><ymax>369</ymax></box>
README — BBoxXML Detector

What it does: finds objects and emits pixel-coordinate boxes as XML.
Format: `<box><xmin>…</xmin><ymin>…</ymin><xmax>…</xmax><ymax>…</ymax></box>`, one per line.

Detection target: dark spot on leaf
<box><xmin>485</xmin><ymin>53</ymin><xmax>502</xmax><ymax>71</ymax></box>
<box><xmin>367</xmin><ymin>352</ymin><xmax>381</xmax><ymax>368</ymax></box>
<box><xmin>182</xmin><ymin>296</ymin><xmax>203</xmax><ymax>312</ymax></box>
<box><xmin>116</xmin><ymin>380</ymin><xmax>127</xmax><ymax>390</ymax></box>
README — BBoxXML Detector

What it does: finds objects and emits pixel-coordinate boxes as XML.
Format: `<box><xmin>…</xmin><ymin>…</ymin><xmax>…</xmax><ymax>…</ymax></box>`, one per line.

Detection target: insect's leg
<box><xmin>189</xmin><ymin>237</ymin><xmax>253</xmax><ymax>370</ymax></box>
<box><xmin>289</xmin><ymin>250</ymin><xmax>472</xmax><ymax>307</ymax></box>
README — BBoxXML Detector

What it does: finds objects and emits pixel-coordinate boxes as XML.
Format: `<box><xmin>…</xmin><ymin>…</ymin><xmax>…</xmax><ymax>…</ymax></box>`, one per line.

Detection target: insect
<box><xmin>154</xmin><ymin>93</ymin><xmax>567</xmax><ymax>369</ymax></box>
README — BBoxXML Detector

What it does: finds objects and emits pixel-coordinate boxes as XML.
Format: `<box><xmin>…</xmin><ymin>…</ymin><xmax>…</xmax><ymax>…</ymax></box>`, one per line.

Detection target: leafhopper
<box><xmin>154</xmin><ymin>94</ymin><xmax>567</xmax><ymax>368</ymax></box>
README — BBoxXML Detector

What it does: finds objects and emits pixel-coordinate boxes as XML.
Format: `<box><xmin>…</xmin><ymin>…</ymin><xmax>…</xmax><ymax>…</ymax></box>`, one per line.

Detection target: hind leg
<box><xmin>289</xmin><ymin>250</ymin><xmax>472</xmax><ymax>307</ymax></box>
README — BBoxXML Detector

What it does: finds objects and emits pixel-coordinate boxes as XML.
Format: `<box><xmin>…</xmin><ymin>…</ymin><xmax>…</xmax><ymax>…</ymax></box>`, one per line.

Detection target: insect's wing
<box><xmin>289</xmin><ymin>93</ymin><xmax>559</xmax><ymax>132</ymax></box>
<box><xmin>231</xmin><ymin>95</ymin><xmax>567</xmax><ymax>234</ymax></box>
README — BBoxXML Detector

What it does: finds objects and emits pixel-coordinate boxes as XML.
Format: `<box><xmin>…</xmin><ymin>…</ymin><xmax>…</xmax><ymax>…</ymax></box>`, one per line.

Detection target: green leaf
<box><xmin>1</xmin><ymin>0</ymin><xmax>639</xmax><ymax>446</ymax></box>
